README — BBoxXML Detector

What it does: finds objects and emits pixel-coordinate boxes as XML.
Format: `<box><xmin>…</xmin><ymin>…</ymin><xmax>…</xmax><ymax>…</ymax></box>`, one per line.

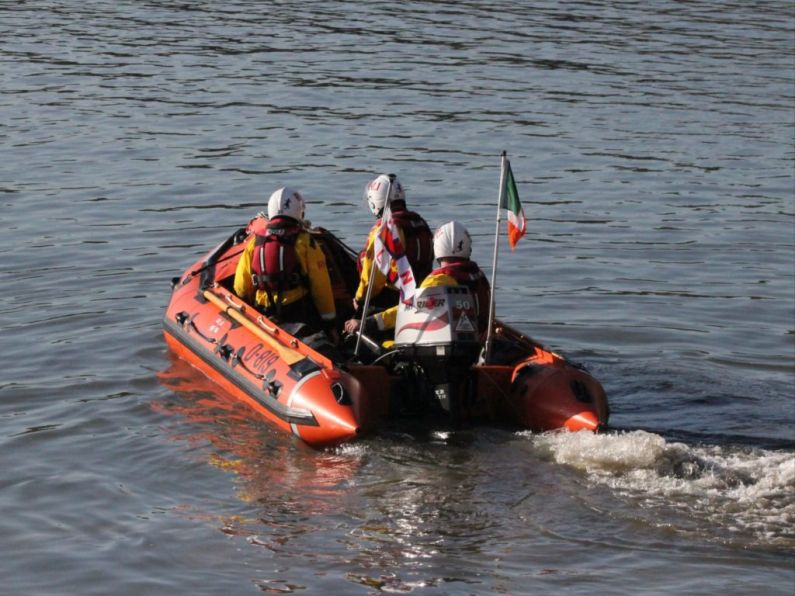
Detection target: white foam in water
<box><xmin>529</xmin><ymin>430</ymin><xmax>795</xmax><ymax>546</ymax></box>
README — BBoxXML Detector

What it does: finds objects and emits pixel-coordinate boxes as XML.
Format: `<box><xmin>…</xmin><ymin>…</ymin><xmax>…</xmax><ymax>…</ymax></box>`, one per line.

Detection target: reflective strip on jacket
<box><xmin>233</xmin><ymin>232</ymin><xmax>336</xmax><ymax>321</ymax></box>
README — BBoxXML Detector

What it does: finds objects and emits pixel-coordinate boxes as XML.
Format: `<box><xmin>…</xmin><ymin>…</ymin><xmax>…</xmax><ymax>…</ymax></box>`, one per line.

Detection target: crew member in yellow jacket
<box><xmin>354</xmin><ymin>173</ymin><xmax>433</xmax><ymax>309</ymax></box>
<box><xmin>344</xmin><ymin>221</ymin><xmax>490</xmax><ymax>337</ymax></box>
<box><xmin>234</xmin><ymin>187</ymin><xmax>337</xmax><ymax>338</ymax></box>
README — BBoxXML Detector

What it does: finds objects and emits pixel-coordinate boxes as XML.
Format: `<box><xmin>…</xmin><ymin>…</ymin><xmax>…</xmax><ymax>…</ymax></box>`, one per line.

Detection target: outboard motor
<box><xmin>394</xmin><ymin>286</ymin><xmax>481</xmax><ymax>421</ymax></box>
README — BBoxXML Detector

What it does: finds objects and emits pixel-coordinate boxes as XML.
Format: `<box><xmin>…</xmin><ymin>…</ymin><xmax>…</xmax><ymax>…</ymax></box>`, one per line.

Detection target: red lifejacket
<box><xmin>250</xmin><ymin>217</ymin><xmax>306</xmax><ymax>296</ymax></box>
<box><xmin>435</xmin><ymin>260</ymin><xmax>491</xmax><ymax>333</ymax></box>
<box><xmin>391</xmin><ymin>208</ymin><xmax>433</xmax><ymax>282</ymax></box>
<box><xmin>357</xmin><ymin>207</ymin><xmax>433</xmax><ymax>283</ymax></box>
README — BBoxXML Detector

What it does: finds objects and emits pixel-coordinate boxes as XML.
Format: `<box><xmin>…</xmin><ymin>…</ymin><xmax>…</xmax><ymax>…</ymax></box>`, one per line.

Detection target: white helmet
<box><xmin>433</xmin><ymin>221</ymin><xmax>472</xmax><ymax>259</ymax></box>
<box><xmin>363</xmin><ymin>174</ymin><xmax>406</xmax><ymax>216</ymax></box>
<box><xmin>267</xmin><ymin>187</ymin><xmax>305</xmax><ymax>221</ymax></box>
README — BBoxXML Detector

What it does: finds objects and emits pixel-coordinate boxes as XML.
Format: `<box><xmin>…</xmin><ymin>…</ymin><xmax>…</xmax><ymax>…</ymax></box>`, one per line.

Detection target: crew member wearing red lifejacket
<box><xmin>234</xmin><ymin>187</ymin><xmax>337</xmax><ymax>337</ymax></box>
<box><xmin>345</xmin><ymin>221</ymin><xmax>491</xmax><ymax>337</ymax></box>
<box><xmin>354</xmin><ymin>173</ymin><xmax>433</xmax><ymax>309</ymax></box>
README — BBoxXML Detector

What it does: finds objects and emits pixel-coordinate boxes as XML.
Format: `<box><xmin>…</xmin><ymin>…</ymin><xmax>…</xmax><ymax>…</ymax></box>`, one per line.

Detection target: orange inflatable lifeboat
<box><xmin>162</xmin><ymin>219</ymin><xmax>609</xmax><ymax>447</ymax></box>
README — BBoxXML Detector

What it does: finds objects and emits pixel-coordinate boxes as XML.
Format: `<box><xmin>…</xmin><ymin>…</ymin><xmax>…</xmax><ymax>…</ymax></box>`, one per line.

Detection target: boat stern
<box><xmin>286</xmin><ymin>369</ymin><xmax>361</xmax><ymax>447</ymax></box>
<box><xmin>510</xmin><ymin>363</ymin><xmax>609</xmax><ymax>433</ymax></box>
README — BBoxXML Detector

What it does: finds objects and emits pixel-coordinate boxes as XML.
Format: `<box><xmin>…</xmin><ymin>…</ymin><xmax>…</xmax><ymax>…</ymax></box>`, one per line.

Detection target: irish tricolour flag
<box><xmin>500</xmin><ymin>159</ymin><xmax>526</xmax><ymax>250</ymax></box>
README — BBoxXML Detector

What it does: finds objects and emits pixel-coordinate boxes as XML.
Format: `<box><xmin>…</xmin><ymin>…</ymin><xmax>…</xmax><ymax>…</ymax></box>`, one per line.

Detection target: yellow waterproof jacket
<box><xmin>354</xmin><ymin>222</ymin><xmax>407</xmax><ymax>303</ymax></box>
<box><xmin>370</xmin><ymin>271</ymin><xmax>456</xmax><ymax>331</ymax></box>
<box><xmin>233</xmin><ymin>231</ymin><xmax>336</xmax><ymax>321</ymax></box>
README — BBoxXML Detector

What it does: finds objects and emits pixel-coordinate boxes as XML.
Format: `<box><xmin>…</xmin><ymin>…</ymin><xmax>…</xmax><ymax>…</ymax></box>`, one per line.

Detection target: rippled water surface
<box><xmin>1</xmin><ymin>1</ymin><xmax>793</xmax><ymax>593</ymax></box>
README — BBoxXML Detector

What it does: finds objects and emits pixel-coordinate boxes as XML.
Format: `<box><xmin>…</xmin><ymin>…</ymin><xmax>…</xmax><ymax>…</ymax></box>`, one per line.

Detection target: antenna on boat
<box><xmin>353</xmin><ymin>174</ymin><xmax>395</xmax><ymax>359</ymax></box>
<box><xmin>483</xmin><ymin>151</ymin><xmax>507</xmax><ymax>363</ymax></box>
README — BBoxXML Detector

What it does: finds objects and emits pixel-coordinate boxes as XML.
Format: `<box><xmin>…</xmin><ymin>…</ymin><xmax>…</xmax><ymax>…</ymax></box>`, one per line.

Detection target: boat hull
<box><xmin>163</xmin><ymin>235</ymin><xmax>363</xmax><ymax>448</ymax></box>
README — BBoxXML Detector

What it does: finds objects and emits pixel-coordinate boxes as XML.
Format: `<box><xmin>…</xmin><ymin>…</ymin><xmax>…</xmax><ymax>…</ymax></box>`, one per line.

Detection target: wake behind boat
<box><xmin>162</xmin><ymin>217</ymin><xmax>610</xmax><ymax>448</ymax></box>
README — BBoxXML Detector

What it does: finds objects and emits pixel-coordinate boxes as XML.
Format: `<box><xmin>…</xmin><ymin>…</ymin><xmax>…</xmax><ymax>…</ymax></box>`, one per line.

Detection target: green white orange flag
<box><xmin>485</xmin><ymin>152</ymin><xmax>526</xmax><ymax>362</ymax></box>
<box><xmin>499</xmin><ymin>159</ymin><xmax>526</xmax><ymax>249</ymax></box>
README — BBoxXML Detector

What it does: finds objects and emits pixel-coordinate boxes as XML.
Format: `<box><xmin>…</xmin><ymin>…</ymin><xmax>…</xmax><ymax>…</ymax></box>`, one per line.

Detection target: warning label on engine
<box><xmin>456</xmin><ymin>313</ymin><xmax>475</xmax><ymax>332</ymax></box>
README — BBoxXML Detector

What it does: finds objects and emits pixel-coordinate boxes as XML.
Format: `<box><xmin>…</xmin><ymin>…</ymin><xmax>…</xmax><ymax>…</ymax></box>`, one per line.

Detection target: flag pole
<box><xmin>354</xmin><ymin>175</ymin><xmax>394</xmax><ymax>358</ymax></box>
<box><xmin>484</xmin><ymin>151</ymin><xmax>507</xmax><ymax>364</ymax></box>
